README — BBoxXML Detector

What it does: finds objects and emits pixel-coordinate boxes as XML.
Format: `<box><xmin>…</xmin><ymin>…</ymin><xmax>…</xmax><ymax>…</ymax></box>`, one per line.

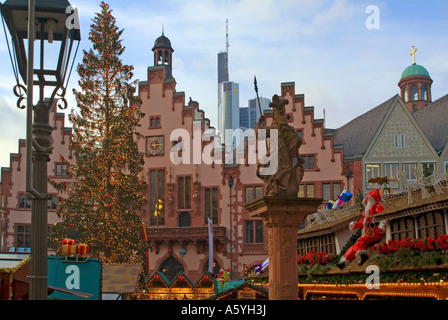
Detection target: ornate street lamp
<box><xmin>228</xmin><ymin>175</ymin><xmax>233</xmax><ymax>280</ymax></box>
<box><xmin>0</xmin><ymin>0</ymin><xmax>80</xmax><ymax>300</ymax></box>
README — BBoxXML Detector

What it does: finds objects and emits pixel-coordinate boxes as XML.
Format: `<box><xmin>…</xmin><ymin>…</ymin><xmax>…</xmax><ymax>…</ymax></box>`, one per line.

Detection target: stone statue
<box><xmin>255</xmin><ymin>94</ymin><xmax>304</xmax><ymax>196</ymax></box>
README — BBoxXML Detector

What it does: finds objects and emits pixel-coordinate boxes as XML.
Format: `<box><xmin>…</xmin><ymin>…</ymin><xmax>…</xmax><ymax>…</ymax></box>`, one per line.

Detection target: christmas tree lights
<box><xmin>50</xmin><ymin>2</ymin><xmax>149</xmax><ymax>268</ymax></box>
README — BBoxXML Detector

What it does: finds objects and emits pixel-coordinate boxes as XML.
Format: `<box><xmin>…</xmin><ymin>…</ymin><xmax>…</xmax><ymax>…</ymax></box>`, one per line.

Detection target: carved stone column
<box><xmin>245</xmin><ymin>195</ymin><xmax>321</xmax><ymax>300</ymax></box>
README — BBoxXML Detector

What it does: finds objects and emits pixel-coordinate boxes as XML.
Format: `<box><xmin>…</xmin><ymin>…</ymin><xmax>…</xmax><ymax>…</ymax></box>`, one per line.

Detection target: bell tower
<box><xmin>152</xmin><ymin>28</ymin><xmax>174</xmax><ymax>78</ymax></box>
<box><xmin>398</xmin><ymin>46</ymin><xmax>433</xmax><ymax>113</ymax></box>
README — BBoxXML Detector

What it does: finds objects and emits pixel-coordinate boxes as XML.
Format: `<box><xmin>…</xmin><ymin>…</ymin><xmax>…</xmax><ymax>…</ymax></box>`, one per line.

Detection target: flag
<box><xmin>208</xmin><ymin>217</ymin><xmax>214</xmax><ymax>273</ymax></box>
<box><xmin>142</xmin><ymin>221</ymin><xmax>150</xmax><ymax>273</ymax></box>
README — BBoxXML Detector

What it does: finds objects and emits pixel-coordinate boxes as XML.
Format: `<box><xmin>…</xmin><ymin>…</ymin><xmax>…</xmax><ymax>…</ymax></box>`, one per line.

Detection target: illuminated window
<box><xmin>150</xmin><ymin>170</ymin><xmax>165</xmax><ymax>225</ymax></box>
<box><xmin>403</xmin><ymin>87</ymin><xmax>408</xmax><ymax>102</ymax></box>
<box><xmin>366</xmin><ymin>163</ymin><xmax>380</xmax><ymax>188</ymax></box>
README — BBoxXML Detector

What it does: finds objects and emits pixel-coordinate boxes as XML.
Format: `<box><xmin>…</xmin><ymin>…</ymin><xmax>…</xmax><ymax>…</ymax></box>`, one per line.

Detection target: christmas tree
<box><xmin>51</xmin><ymin>2</ymin><xmax>149</xmax><ymax>266</ymax></box>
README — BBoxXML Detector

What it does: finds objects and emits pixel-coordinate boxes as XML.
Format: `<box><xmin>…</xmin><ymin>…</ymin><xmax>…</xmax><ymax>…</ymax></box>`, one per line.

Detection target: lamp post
<box><xmin>228</xmin><ymin>175</ymin><xmax>233</xmax><ymax>281</ymax></box>
<box><xmin>1</xmin><ymin>0</ymin><xmax>80</xmax><ymax>300</ymax></box>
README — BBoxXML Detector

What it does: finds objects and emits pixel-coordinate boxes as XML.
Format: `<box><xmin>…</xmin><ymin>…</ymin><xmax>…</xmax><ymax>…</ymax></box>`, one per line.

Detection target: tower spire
<box><xmin>226</xmin><ymin>18</ymin><xmax>229</xmax><ymax>53</ymax></box>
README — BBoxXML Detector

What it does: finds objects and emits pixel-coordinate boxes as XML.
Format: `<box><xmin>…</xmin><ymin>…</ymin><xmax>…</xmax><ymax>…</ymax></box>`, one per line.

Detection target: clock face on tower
<box><xmin>147</xmin><ymin>136</ymin><xmax>164</xmax><ymax>156</ymax></box>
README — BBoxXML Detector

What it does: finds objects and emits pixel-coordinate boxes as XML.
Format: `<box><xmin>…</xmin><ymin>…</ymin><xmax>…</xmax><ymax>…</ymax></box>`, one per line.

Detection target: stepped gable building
<box><xmin>135</xmin><ymin>32</ymin><xmax>347</xmax><ymax>282</ymax></box>
<box><xmin>0</xmin><ymin>103</ymin><xmax>73</xmax><ymax>253</ymax></box>
<box><xmin>0</xmin><ymin>32</ymin><xmax>349</xmax><ymax>283</ymax></box>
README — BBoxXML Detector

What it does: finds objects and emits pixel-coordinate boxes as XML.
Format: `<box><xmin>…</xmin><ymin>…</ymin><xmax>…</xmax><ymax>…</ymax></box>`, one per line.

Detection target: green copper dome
<box><xmin>401</xmin><ymin>63</ymin><xmax>430</xmax><ymax>79</ymax></box>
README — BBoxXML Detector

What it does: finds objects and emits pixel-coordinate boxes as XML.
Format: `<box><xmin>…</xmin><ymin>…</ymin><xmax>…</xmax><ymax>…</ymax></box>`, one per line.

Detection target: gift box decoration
<box><xmin>77</xmin><ymin>243</ymin><xmax>89</xmax><ymax>256</ymax></box>
<box><xmin>62</xmin><ymin>238</ymin><xmax>76</xmax><ymax>255</ymax></box>
<box><xmin>340</xmin><ymin>191</ymin><xmax>353</xmax><ymax>202</ymax></box>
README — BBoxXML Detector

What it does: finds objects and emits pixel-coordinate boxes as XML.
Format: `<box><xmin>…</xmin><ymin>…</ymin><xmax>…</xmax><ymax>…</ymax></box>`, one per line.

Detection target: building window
<box><xmin>384</xmin><ymin>163</ymin><xmax>399</xmax><ymax>188</ymax></box>
<box><xmin>298</xmin><ymin>184</ymin><xmax>316</xmax><ymax>198</ymax></box>
<box><xmin>411</xmin><ymin>85</ymin><xmax>418</xmax><ymax>101</ymax></box>
<box><xmin>444</xmin><ymin>161</ymin><xmax>448</xmax><ymax>175</ymax></box>
<box><xmin>394</xmin><ymin>134</ymin><xmax>405</xmax><ymax>148</ymax></box>
<box><xmin>150</xmin><ymin>117</ymin><xmax>161</xmax><ymax>128</ymax></box>
<box><xmin>17</xmin><ymin>225</ymin><xmax>31</xmax><ymax>248</ymax></box>
<box><xmin>178</xmin><ymin>176</ymin><xmax>191</xmax><ymax>210</ymax></box>
<box><xmin>19</xmin><ymin>193</ymin><xmax>31</xmax><ymax>209</ymax></box>
<box><xmin>322</xmin><ymin>183</ymin><xmax>342</xmax><ymax>201</ymax></box>
<box><xmin>159</xmin><ymin>256</ymin><xmax>184</xmax><ymax>282</ymax></box>
<box><xmin>422</xmin><ymin>162</ymin><xmax>436</xmax><ymax>177</ymax></box>
<box><xmin>322</xmin><ymin>183</ymin><xmax>331</xmax><ymax>201</ymax></box>
<box><xmin>366</xmin><ymin>163</ymin><xmax>380</xmax><ymax>188</ymax></box>
<box><xmin>302</xmin><ymin>155</ymin><xmax>315</xmax><ymax>170</ymax></box>
<box><xmin>391</xmin><ymin>218</ymin><xmax>415</xmax><ymax>241</ymax></box>
<box><xmin>298</xmin><ymin>239</ymin><xmax>306</xmax><ymax>256</ymax></box>
<box><xmin>298</xmin><ymin>234</ymin><xmax>336</xmax><ymax>255</ymax></box>
<box><xmin>320</xmin><ymin>234</ymin><xmax>336</xmax><ymax>255</ymax></box>
<box><xmin>297</xmin><ymin>130</ymin><xmax>303</xmax><ymax>140</ymax></box>
<box><xmin>417</xmin><ymin>211</ymin><xmax>445</xmax><ymax>239</ymax></box>
<box><xmin>307</xmin><ymin>185</ymin><xmax>315</xmax><ymax>197</ymax></box>
<box><xmin>403</xmin><ymin>87</ymin><xmax>408</xmax><ymax>102</ymax></box>
<box><xmin>245</xmin><ymin>220</ymin><xmax>264</xmax><ymax>244</ymax></box>
<box><xmin>204</xmin><ymin>188</ymin><xmax>218</xmax><ymax>224</ymax></box>
<box><xmin>245</xmin><ymin>186</ymin><xmax>263</xmax><ymax>203</ymax></box>
<box><xmin>402</xmin><ymin>163</ymin><xmax>417</xmax><ymax>181</ymax></box>
<box><xmin>47</xmin><ymin>195</ymin><xmax>57</xmax><ymax>210</ymax></box>
<box><xmin>422</xmin><ymin>85</ymin><xmax>427</xmax><ymax>101</ymax></box>
<box><xmin>306</xmin><ymin>237</ymin><xmax>319</xmax><ymax>252</ymax></box>
<box><xmin>178</xmin><ymin>212</ymin><xmax>191</xmax><ymax>227</ymax></box>
<box><xmin>150</xmin><ymin>170</ymin><xmax>165</xmax><ymax>225</ymax></box>
<box><xmin>412</xmin><ymin>104</ymin><xmax>418</xmax><ymax>112</ymax></box>
<box><xmin>56</xmin><ymin>163</ymin><xmax>68</xmax><ymax>176</ymax></box>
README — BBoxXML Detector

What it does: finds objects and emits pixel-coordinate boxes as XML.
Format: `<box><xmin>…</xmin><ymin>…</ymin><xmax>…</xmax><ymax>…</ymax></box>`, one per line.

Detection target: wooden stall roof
<box><xmin>297</xmin><ymin>206</ymin><xmax>361</xmax><ymax>238</ymax></box>
<box><xmin>373</xmin><ymin>188</ymin><xmax>448</xmax><ymax>222</ymax></box>
<box><xmin>147</xmin><ymin>271</ymin><xmax>171</xmax><ymax>287</ymax></box>
<box><xmin>102</xmin><ymin>263</ymin><xmax>142</xmax><ymax>293</ymax></box>
<box><xmin>0</xmin><ymin>253</ymin><xmax>30</xmax><ymax>272</ymax></box>
<box><xmin>170</xmin><ymin>271</ymin><xmax>194</xmax><ymax>288</ymax></box>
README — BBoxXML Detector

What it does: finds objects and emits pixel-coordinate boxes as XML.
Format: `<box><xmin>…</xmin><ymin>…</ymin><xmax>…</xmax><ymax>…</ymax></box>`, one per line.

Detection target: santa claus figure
<box><xmin>336</xmin><ymin>189</ymin><xmax>387</xmax><ymax>269</ymax></box>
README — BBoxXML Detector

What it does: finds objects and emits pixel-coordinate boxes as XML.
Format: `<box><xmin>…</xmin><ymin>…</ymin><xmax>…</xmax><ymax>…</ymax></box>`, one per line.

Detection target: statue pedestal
<box><xmin>245</xmin><ymin>195</ymin><xmax>321</xmax><ymax>300</ymax></box>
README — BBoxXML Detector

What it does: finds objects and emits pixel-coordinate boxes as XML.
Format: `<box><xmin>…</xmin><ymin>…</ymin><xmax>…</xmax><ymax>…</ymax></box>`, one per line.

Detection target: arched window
<box><xmin>178</xmin><ymin>212</ymin><xmax>191</xmax><ymax>227</ymax></box>
<box><xmin>164</xmin><ymin>50</ymin><xmax>169</xmax><ymax>65</ymax></box>
<box><xmin>411</xmin><ymin>85</ymin><xmax>418</xmax><ymax>101</ymax></box>
<box><xmin>422</xmin><ymin>85</ymin><xmax>427</xmax><ymax>100</ymax></box>
<box><xmin>403</xmin><ymin>87</ymin><xmax>408</xmax><ymax>102</ymax></box>
<box><xmin>157</xmin><ymin>50</ymin><xmax>163</xmax><ymax>65</ymax></box>
<box><xmin>159</xmin><ymin>256</ymin><xmax>184</xmax><ymax>282</ymax></box>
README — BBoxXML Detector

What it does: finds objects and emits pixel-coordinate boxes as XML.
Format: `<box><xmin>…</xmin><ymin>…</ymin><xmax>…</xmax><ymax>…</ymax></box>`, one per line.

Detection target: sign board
<box><xmin>47</xmin><ymin>256</ymin><xmax>101</xmax><ymax>300</ymax></box>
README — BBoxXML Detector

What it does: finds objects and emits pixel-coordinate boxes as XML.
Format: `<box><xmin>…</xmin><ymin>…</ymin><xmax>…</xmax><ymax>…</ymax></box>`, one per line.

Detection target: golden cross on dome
<box><xmin>410</xmin><ymin>46</ymin><xmax>417</xmax><ymax>64</ymax></box>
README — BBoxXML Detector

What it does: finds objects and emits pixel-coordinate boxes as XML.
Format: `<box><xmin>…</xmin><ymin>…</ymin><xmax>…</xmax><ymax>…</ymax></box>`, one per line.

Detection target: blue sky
<box><xmin>1</xmin><ymin>0</ymin><xmax>447</xmax><ymax>171</ymax></box>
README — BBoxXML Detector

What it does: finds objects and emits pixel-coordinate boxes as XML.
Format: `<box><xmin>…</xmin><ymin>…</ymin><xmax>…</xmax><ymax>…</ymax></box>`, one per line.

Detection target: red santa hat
<box><xmin>363</xmin><ymin>189</ymin><xmax>383</xmax><ymax>206</ymax></box>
